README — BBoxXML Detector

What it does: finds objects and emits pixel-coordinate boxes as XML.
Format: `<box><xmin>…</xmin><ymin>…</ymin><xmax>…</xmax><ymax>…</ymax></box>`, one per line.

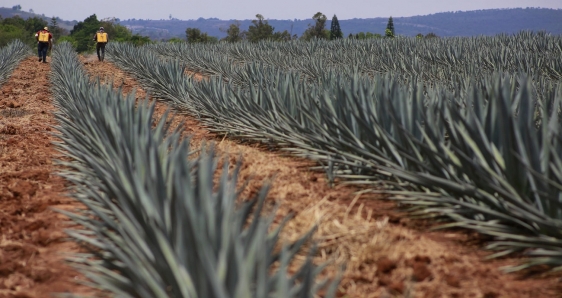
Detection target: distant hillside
<box><xmin>387</xmin><ymin>8</ymin><xmax>562</xmax><ymax>36</ymax></box>
<box><xmin>118</xmin><ymin>8</ymin><xmax>562</xmax><ymax>40</ymax></box>
<box><xmin>119</xmin><ymin>8</ymin><xmax>562</xmax><ymax>40</ymax></box>
<box><xmin>1</xmin><ymin>7</ymin><xmax>561</xmax><ymax>41</ymax></box>
<box><xmin>0</xmin><ymin>7</ymin><xmax>77</xmax><ymax>31</ymax></box>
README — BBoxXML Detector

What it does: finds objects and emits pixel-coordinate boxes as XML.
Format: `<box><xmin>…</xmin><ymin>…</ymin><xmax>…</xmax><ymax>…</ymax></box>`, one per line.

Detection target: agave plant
<box><xmin>0</xmin><ymin>39</ymin><xmax>30</xmax><ymax>86</ymax></box>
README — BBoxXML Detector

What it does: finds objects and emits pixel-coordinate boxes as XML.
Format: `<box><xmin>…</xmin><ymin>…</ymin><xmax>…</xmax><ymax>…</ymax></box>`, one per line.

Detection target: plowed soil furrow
<box><xmin>77</xmin><ymin>56</ymin><xmax>562</xmax><ymax>298</ymax></box>
<box><xmin>0</xmin><ymin>57</ymin><xmax>95</xmax><ymax>297</ymax></box>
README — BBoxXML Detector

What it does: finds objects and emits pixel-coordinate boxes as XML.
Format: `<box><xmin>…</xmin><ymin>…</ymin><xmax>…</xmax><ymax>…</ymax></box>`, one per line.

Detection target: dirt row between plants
<box><xmin>0</xmin><ymin>55</ymin><xmax>560</xmax><ymax>297</ymax></box>
<box><xmin>0</xmin><ymin>57</ymin><xmax>96</xmax><ymax>297</ymax></box>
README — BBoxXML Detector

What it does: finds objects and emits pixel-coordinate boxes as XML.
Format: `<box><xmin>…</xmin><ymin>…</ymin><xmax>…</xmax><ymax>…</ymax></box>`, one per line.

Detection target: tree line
<box><xmin>184</xmin><ymin>13</ymin><xmax>438</xmax><ymax>43</ymax></box>
<box><xmin>62</xmin><ymin>14</ymin><xmax>150</xmax><ymax>52</ymax></box>
<box><xmin>0</xmin><ymin>13</ymin><xmax>151</xmax><ymax>50</ymax></box>
<box><xmin>0</xmin><ymin>14</ymin><xmax>52</xmax><ymax>47</ymax></box>
<box><xmin>0</xmin><ymin>11</ymin><xmax>439</xmax><ymax>49</ymax></box>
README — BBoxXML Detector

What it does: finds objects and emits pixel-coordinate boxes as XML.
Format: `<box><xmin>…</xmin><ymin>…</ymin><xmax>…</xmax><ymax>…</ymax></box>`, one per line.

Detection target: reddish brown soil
<box><xmin>78</xmin><ymin>56</ymin><xmax>562</xmax><ymax>297</ymax></box>
<box><xmin>0</xmin><ymin>57</ymin><xmax>96</xmax><ymax>297</ymax></box>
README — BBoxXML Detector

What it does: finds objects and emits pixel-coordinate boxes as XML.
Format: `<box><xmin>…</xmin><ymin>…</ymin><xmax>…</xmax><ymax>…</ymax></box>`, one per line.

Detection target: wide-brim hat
<box><xmin>44</xmin><ymin>26</ymin><xmax>48</xmax><ymax>30</ymax></box>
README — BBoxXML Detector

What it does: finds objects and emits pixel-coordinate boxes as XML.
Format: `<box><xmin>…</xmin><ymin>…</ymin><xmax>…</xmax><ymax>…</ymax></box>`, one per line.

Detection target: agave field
<box><xmin>0</xmin><ymin>32</ymin><xmax>562</xmax><ymax>297</ymax></box>
<box><xmin>107</xmin><ymin>32</ymin><xmax>562</xmax><ymax>270</ymax></box>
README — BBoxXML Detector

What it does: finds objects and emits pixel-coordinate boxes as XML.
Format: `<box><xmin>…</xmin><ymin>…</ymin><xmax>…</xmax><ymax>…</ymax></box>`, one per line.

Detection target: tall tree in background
<box><xmin>246</xmin><ymin>14</ymin><xmax>275</xmax><ymax>42</ymax></box>
<box><xmin>330</xmin><ymin>15</ymin><xmax>343</xmax><ymax>40</ymax></box>
<box><xmin>49</xmin><ymin>16</ymin><xmax>65</xmax><ymax>40</ymax></box>
<box><xmin>385</xmin><ymin>16</ymin><xmax>395</xmax><ymax>37</ymax></box>
<box><xmin>222</xmin><ymin>21</ymin><xmax>246</xmax><ymax>42</ymax></box>
<box><xmin>70</xmin><ymin>14</ymin><xmax>101</xmax><ymax>52</ymax></box>
<box><xmin>301</xmin><ymin>12</ymin><xmax>328</xmax><ymax>41</ymax></box>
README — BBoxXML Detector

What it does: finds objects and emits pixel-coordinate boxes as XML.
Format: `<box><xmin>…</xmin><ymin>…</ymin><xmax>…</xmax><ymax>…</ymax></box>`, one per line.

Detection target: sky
<box><xmin>4</xmin><ymin>0</ymin><xmax>562</xmax><ymax>21</ymax></box>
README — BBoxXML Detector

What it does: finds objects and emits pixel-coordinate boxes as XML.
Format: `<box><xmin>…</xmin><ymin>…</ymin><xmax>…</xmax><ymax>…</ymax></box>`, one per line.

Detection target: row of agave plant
<box><xmin>49</xmin><ymin>42</ymin><xmax>338</xmax><ymax>297</ymax></box>
<box><xmin>0</xmin><ymin>40</ymin><xmax>30</xmax><ymax>87</ymax></box>
<box><xmin>148</xmin><ymin>31</ymin><xmax>562</xmax><ymax>87</ymax></box>
<box><xmin>106</xmin><ymin>39</ymin><xmax>562</xmax><ymax>272</ymax></box>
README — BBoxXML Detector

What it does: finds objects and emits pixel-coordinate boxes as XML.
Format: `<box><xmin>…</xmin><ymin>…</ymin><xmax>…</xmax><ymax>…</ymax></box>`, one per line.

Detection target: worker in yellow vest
<box><xmin>35</xmin><ymin>27</ymin><xmax>53</xmax><ymax>63</ymax></box>
<box><xmin>93</xmin><ymin>27</ymin><xmax>109</xmax><ymax>61</ymax></box>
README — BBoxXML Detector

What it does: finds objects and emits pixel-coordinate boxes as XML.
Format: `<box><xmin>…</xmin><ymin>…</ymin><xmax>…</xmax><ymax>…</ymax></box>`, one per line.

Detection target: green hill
<box><xmin>0</xmin><ymin>7</ymin><xmax>77</xmax><ymax>31</ymax></box>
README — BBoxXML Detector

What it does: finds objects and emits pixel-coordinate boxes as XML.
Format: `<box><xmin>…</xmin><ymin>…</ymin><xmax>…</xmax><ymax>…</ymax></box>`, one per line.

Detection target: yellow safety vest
<box><xmin>97</xmin><ymin>32</ymin><xmax>108</xmax><ymax>43</ymax></box>
<box><xmin>38</xmin><ymin>31</ymin><xmax>49</xmax><ymax>42</ymax></box>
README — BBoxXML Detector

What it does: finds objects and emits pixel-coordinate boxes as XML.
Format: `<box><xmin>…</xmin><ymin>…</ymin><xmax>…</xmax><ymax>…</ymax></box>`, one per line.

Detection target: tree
<box><xmin>243</xmin><ymin>14</ymin><xmax>291</xmax><ymax>42</ymax></box>
<box><xmin>23</xmin><ymin>16</ymin><xmax>47</xmax><ymax>33</ymax></box>
<box><xmin>186</xmin><ymin>27</ymin><xmax>213</xmax><ymax>43</ymax></box>
<box><xmin>385</xmin><ymin>16</ymin><xmax>395</xmax><ymax>37</ymax></box>
<box><xmin>246</xmin><ymin>14</ymin><xmax>275</xmax><ymax>42</ymax></box>
<box><xmin>222</xmin><ymin>21</ymin><xmax>246</xmax><ymax>42</ymax></box>
<box><xmin>2</xmin><ymin>15</ymin><xmax>25</xmax><ymax>28</ymax></box>
<box><xmin>70</xmin><ymin>14</ymin><xmax>101</xmax><ymax>52</ymax></box>
<box><xmin>0</xmin><ymin>15</ymin><xmax>48</xmax><ymax>47</ymax></box>
<box><xmin>127</xmin><ymin>34</ymin><xmax>152</xmax><ymax>45</ymax></box>
<box><xmin>67</xmin><ymin>14</ymin><xmax>150</xmax><ymax>52</ymax></box>
<box><xmin>99</xmin><ymin>17</ymin><xmax>150</xmax><ymax>45</ymax></box>
<box><xmin>312</xmin><ymin>12</ymin><xmax>328</xmax><ymax>38</ymax></box>
<box><xmin>425</xmin><ymin>32</ymin><xmax>439</xmax><ymax>38</ymax></box>
<box><xmin>272</xmin><ymin>30</ymin><xmax>292</xmax><ymax>41</ymax></box>
<box><xmin>50</xmin><ymin>16</ymin><xmax>65</xmax><ymax>40</ymax></box>
<box><xmin>0</xmin><ymin>24</ymin><xmax>25</xmax><ymax>47</ymax></box>
<box><xmin>330</xmin><ymin>15</ymin><xmax>343</xmax><ymax>40</ymax></box>
<box><xmin>301</xmin><ymin>12</ymin><xmax>328</xmax><ymax>41</ymax></box>
<box><xmin>12</xmin><ymin>5</ymin><xmax>21</xmax><ymax>11</ymax></box>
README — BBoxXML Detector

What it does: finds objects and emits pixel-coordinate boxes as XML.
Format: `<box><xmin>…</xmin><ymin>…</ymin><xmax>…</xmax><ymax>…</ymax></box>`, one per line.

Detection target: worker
<box><xmin>93</xmin><ymin>27</ymin><xmax>109</xmax><ymax>61</ymax></box>
<box><xmin>35</xmin><ymin>27</ymin><xmax>53</xmax><ymax>63</ymax></box>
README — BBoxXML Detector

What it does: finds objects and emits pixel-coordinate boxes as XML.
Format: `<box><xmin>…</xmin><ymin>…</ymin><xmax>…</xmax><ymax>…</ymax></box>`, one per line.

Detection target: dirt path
<box><xmin>79</xmin><ymin>56</ymin><xmax>561</xmax><ymax>297</ymax></box>
<box><xmin>0</xmin><ymin>57</ymin><xmax>95</xmax><ymax>297</ymax></box>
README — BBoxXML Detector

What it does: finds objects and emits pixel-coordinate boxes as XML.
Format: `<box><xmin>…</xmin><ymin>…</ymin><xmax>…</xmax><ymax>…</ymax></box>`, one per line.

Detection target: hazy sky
<box><xmin>5</xmin><ymin>0</ymin><xmax>562</xmax><ymax>21</ymax></box>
